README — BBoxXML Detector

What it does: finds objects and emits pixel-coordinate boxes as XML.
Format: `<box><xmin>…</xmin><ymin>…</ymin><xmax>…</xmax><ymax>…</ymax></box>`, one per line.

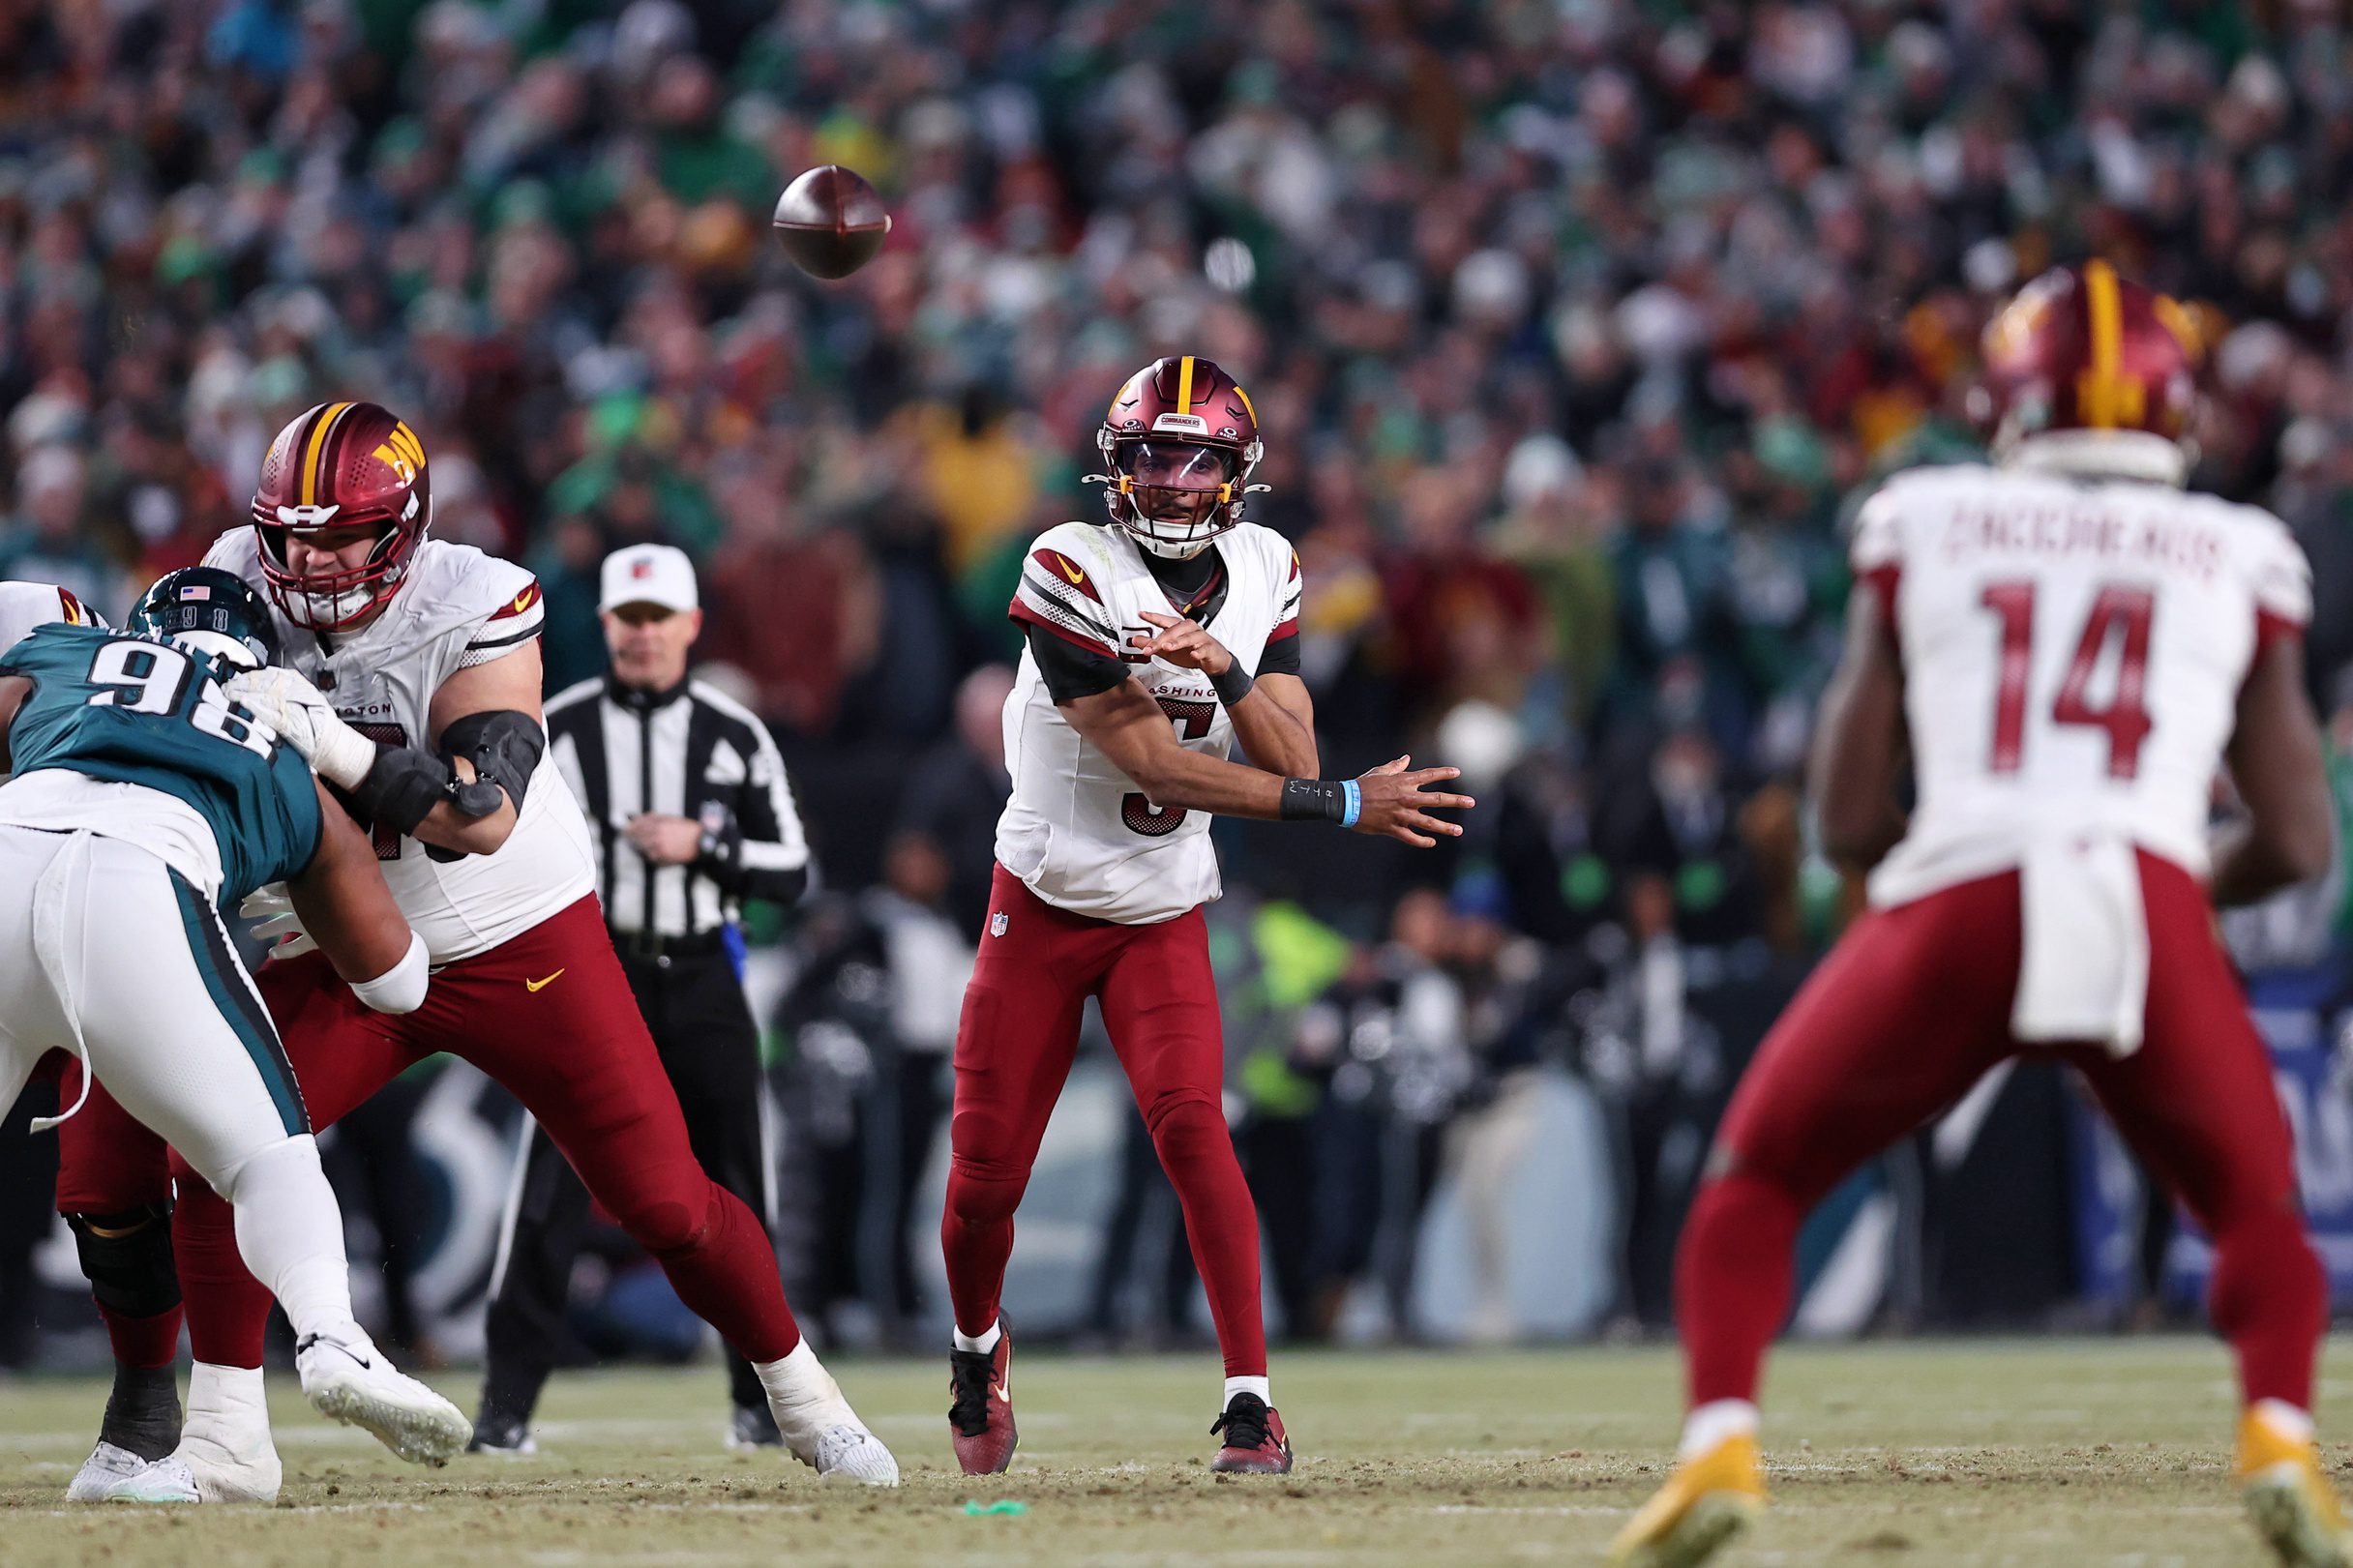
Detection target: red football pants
<box><xmin>942</xmin><ymin>865</ymin><xmax>1266</xmax><ymax>1377</ymax></box>
<box><xmin>1679</xmin><ymin>850</ymin><xmax>2322</xmax><ymax>1411</ymax></box>
<box><xmin>164</xmin><ymin>895</ymin><xmax>799</xmax><ymax>1370</ymax></box>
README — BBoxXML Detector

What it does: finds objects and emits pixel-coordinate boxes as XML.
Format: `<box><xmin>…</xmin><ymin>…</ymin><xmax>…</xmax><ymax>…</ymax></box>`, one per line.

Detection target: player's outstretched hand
<box><xmin>1351</xmin><ymin>754</ymin><xmax>1474</xmax><ymax>847</ymax></box>
<box><xmin>1131</xmin><ymin>610</ymin><xmax>1234</xmax><ymax>674</ymax></box>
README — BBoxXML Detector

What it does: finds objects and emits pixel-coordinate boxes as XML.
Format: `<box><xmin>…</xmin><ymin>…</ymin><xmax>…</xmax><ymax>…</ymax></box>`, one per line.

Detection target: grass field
<box><xmin>0</xmin><ymin>1337</ymin><xmax>2340</xmax><ymax>1566</ymax></box>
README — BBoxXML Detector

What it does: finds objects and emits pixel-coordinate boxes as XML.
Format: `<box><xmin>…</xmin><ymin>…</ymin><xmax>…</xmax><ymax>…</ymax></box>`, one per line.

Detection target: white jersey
<box><xmin>0</xmin><ymin>579</ymin><xmax>101</xmax><ymax>654</ymax></box>
<box><xmin>203</xmin><ymin>530</ymin><xmax>596</xmax><ymax>962</ymax></box>
<box><xmin>998</xmin><ymin>519</ymin><xmax>1301</xmax><ymax>925</ymax></box>
<box><xmin>1855</xmin><ymin>459</ymin><xmax>2312</xmax><ymax>909</ymax></box>
<box><xmin>0</xmin><ymin>579</ymin><xmax>104</xmax><ymax>788</ymax></box>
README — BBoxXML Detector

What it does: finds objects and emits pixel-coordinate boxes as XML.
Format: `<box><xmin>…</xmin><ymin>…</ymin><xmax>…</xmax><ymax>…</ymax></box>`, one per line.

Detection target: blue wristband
<box><xmin>1340</xmin><ymin>779</ymin><xmax>1361</xmax><ymax>828</ymax></box>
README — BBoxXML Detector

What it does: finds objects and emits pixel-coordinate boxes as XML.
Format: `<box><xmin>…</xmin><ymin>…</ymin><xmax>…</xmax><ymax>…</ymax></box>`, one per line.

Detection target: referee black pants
<box><xmin>479</xmin><ymin>944</ymin><xmax>773</xmax><ymax>1424</ymax></box>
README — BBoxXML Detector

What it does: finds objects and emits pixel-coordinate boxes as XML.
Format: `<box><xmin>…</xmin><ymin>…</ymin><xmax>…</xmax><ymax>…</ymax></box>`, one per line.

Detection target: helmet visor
<box><xmin>1123</xmin><ymin>440</ymin><xmax>1236</xmax><ymax>524</ymax></box>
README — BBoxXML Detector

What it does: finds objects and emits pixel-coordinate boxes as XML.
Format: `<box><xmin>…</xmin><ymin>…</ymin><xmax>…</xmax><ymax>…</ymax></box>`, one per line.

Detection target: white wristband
<box><xmin>350</xmin><ymin>932</ymin><xmax>430</xmax><ymax>1015</ymax></box>
<box><xmin>310</xmin><ymin>713</ymin><xmax>378</xmax><ymax>793</ymax></box>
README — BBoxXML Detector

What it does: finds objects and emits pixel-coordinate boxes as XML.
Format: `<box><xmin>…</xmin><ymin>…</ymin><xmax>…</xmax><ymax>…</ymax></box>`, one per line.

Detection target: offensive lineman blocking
<box><xmin>1612</xmin><ymin>266</ymin><xmax>2346</xmax><ymax>1568</ymax></box>
<box><xmin>64</xmin><ymin>401</ymin><xmax>895</xmax><ymax>1502</ymax></box>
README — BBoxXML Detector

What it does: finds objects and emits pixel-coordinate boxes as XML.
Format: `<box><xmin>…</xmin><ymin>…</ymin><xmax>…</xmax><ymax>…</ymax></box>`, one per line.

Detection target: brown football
<box><xmin>772</xmin><ymin>165</ymin><xmax>890</xmax><ymax>280</ymax></box>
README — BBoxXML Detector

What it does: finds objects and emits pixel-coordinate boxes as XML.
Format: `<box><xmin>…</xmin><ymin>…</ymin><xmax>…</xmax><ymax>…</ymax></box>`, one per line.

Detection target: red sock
<box><xmin>1146</xmin><ymin>1091</ymin><xmax>1266</xmax><ymax>1378</ymax></box>
<box><xmin>170</xmin><ymin>1178</ymin><xmax>271</xmax><ymax>1370</ymax></box>
<box><xmin>940</xmin><ymin>1157</ymin><xmax>1021</xmax><ymax>1338</ymax></box>
<box><xmin>2210</xmin><ymin>1200</ymin><xmax>2325</xmax><ymax>1411</ymax></box>
<box><xmin>99</xmin><ymin>1303</ymin><xmax>183</xmax><ymax>1370</ymax></box>
<box><xmin>1676</xmin><ymin>1172</ymin><xmax>1804</xmax><ymax>1407</ymax></box>
<box><xmin>642</xmin><ymin>1182</ymin><xmax>800</xmax><ymax>1365</ymax></box>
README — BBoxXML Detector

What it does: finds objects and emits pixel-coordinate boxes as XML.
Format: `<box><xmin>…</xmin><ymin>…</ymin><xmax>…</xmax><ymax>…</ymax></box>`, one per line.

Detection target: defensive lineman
<box><xmin>68</xmin><ymin>400</ymin><xmax>894</xmax><ymax>1502</ymax></box>
<box><xmin>0</xmin><ymin>570</ymin><xmax>470</xmax><ymax>1491</ymax></box>
<box><xmin>942</xmin><ymin>356</ymin><xmax>1474</xmax><ymax>1476</ymax></box>
<box><xmin>1612</xmin><ymin>266</ymin><xmax>2346</xmax><ymax>1568</ymax></box>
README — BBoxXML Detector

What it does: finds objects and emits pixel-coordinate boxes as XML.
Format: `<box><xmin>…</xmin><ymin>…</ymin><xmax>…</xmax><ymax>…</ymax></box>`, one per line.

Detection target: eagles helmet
<box><xmin>128</xmin><ymin>567</ymin><xmax>280</xmax><ymax>673</ymax></box>
<box><xmin>251</xmin><ymin>399</ymin><xmax>432</xmax><ymax>632</ymax></box>
<box><xmin>1088</xmin><ymin>356</ymin><xmax>1266</xmax><ymax>559</ymax></box>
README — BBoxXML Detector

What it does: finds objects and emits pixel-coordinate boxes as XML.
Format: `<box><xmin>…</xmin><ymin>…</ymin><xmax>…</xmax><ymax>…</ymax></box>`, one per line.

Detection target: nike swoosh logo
<box><xmin>512</xmin><ymin>587</ymin><xmax>538</xmax><ymax>613</ymax></box>
<box><xmin>526</xmin><ymin>969</ymin><xmax>565</xmax><ymax>992</ymax></box>
<box><xmin>1055</xmin><ymin>556</ymin><xmax>1085</xmax><ymax>584</ymax></box>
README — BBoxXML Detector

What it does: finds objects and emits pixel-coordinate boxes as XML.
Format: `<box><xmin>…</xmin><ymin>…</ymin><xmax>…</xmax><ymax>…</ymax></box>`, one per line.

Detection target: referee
<box><xmin>471</xmin><ymin>544</ymin><xmax>812</xmax><ymax>1453</ymax></box>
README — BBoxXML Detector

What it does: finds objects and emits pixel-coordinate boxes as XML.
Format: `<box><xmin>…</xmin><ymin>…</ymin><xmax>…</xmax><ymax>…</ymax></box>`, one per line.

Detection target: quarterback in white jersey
<box><xmin>998</xmin><ymin>512</ymin><xmax>1302</xmax><ymax>922</ymax></box>
<box><xmin>69</xmin><ymin>400</ymin><xmax>896</xmax><ymax>1507</ymax></box>
<box><xmin>1616</xmin><ymin>265</ymin><xmax>2344</xmax><ymax>1568</ymax></box>
<box><xmin>942</xmin><ymin>356</ymin><xmax>1474</xmax><ymax>1481</ymax></box>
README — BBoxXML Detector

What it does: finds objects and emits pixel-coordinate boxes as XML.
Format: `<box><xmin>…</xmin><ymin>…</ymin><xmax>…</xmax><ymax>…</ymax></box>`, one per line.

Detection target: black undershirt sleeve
<box><xmin>1027</xmin><ymin>625</ymin><xmax>1133</xmax><ymax>705</ymax></box>
<box><xmin>1257</xmin><ymin>633</ymin><xmax>1301</xmax><ymax>679</ymax></box>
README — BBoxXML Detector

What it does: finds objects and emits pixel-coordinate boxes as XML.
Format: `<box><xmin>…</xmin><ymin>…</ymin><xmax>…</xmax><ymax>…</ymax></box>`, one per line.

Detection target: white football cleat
<box><xmin>109</xmin><ymin>1364</ymin><xmax>282</xmax><ymax>1504</ymax></box>
<box><xmin>755</xmin><ymin>1340</ymin><xmax>901</xmax><ymax>1487</ymax></box>
<box><xmin>66</xmin><ymin>1441</ymin><xmax>152</xmax><ymax>1502</ymax></box>
<box><xmin>296</xmin><ymin>1331</ymin><xmax>471</xmax><ymax>1466</ymax></box>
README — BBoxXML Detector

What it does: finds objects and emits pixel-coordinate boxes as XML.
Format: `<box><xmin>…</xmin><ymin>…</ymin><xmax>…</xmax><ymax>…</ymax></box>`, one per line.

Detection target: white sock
<box><xmin>220</xmin><ymin>1136</ymin><xmax>364</xmax><ymax>1345</ymax></box>
<box><xmin>954</xmin><ymin>1319</ymin><xmax>1002</xmax><ymax>1356</ymax></box>
<box><xmin>1224</xmin><ymin>1375</ymin><xmax>1270</xmax><ymax>1407</ymax></box>
<box><xmin>2251</xmin><ymin>1398</ymin><xmax>2315</xmax><ymax>1444</ymax></box>
<box><xmin>1679</xmin><ymin>1399</ymin><xmax>1760</xmax><ymax>1460</ymax></box>
<box><xmin>755</xmin><ymin>1339</ymin><xmax>846</xmax><ymax>1413</ymax></box>
<box><xmin>183</xmin><ymin>1362</ymin><xmax>269</xmax><ymax>1450</ymax></box>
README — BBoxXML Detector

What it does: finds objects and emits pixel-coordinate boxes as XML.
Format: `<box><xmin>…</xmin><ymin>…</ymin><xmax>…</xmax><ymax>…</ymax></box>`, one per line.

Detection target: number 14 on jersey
<box><xmin>1981</xmin><ymin>580</ymin><xmax>2156</xmax><ymax>780</ymax></box>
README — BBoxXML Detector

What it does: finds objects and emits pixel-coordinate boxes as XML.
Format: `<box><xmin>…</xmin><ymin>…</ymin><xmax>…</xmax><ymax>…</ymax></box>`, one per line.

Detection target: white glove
<box><xmin>226</xmin><ymin>667</ymin><xmax>376</xmax><ymax>789</ymax></box>
<box><xmin>237</xmin><ymin>883</ymin><xmax>317</xmax><ymax>958</ymax></box>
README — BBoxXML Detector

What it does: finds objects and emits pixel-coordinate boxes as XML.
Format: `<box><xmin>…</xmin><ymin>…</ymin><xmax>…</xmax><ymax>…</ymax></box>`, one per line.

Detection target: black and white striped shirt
<box><xmin>545</xmin><ymin>674</ymin><xmax>811</xmax><ymax>939</ymax></box>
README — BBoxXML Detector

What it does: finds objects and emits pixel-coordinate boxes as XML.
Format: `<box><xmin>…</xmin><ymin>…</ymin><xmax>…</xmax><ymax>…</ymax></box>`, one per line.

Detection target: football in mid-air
<box><xmin>772</xmin><ymin>165</ymin><xmax>890</xmax><ymax>280</ymax></box>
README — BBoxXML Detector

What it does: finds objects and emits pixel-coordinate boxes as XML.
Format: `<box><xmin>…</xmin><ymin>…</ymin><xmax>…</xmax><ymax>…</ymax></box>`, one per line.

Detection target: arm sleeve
<box><xmin>1260</xmin><ymin>544</ymin><xmax>1303</xmax><ymax>676</ymax></box>
<box><xmin>1026</xmin><ymin>623</ymin><xmax>1131</xmax><ymax>703</ymax></box>
<box><xmin>701</xmin><ymin>714</ymin><xmax>813</xmax><ymax>905</ymax></box>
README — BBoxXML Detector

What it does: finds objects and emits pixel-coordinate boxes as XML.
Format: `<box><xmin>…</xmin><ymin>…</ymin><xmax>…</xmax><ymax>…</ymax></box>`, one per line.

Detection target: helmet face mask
<box><xmin>1109</xmin><ymin>438</ymin><xmax>1242</xmax><ymax>557</ymax></box>
<box><xmin>1090</xmin><ymin>356</ymin><xmax>1265</xmax><ymax>560</ymax></box>
<box><xmin>250</xmin><ymin>402</ymin><xmax>432</xmax><ymax>632</ymax></box>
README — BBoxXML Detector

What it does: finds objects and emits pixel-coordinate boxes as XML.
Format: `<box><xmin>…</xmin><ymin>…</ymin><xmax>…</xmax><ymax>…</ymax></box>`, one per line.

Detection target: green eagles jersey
<box><xmin>0</xmin><ymin>623</ymin><xmax>321</xmax><ymax>902</ymax></box>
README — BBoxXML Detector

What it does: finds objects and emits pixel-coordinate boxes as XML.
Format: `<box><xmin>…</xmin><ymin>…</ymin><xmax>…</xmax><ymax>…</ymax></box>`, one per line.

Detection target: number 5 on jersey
<box><xmin>1981</xmin><ymin>580</ymin><xmax>2156</xmax><ymax>779</ymax></box>
<box><xmin>1122</xmin><ymin>694</ymin><xmax>1218</xmax><ymax>837</ymax></box>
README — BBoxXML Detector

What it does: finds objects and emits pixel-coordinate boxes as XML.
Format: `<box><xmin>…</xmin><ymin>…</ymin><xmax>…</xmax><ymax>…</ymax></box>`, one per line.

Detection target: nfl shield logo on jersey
<box><xmin>990</xmin><ymin>912</ymin><xmax>1008</xmax><ymax>937</ymax></box>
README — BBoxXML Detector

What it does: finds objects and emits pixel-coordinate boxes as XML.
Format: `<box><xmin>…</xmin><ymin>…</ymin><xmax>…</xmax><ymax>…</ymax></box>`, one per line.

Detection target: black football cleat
<box><xmin>948</xmin><ymin>1321</ymin><xmax>1017</xmax><ymax>1475</ymax></box>
<box><xmin>1209</xmin><ymin>1393</ymin><xmax>1293</xmax><ymax>1475</ymax></box>
<box><xmin>728</xmin><ymin>1401</ymin><xmax>783</xmax><ymax>1449</ymax></box>
<box><xmin>466</xmin><ymin>1411</ymin><xmax>535</xmax><ymax>1457</ymax></box>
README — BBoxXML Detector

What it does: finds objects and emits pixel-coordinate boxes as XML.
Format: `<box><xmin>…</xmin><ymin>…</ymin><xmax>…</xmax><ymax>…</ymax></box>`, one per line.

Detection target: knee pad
<box><xmin>67</xmin><ymin>1202</ymin><xmax>183</xmax><ymax>1318</ymax></box>
<box><xmin>1140</xmin><ymin>1086</ymin><xmax>1225</xmax><ymax>1142</ymax></box>
<box><xmin>632</xmin><ymin>1195</ymin><xmax>711</xmax><ymax>1258</ymax></box>
<box><xmin>209</xmin><ymin>1132</ymin><xmax>323</xmax><ymax>1205</ymax></box>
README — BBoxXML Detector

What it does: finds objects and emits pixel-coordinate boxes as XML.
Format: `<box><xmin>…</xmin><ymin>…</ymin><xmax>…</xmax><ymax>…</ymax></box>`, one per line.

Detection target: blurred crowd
<box><xmin>14</xmin><ymin>0</ymin><xmax>2353</xmax><ymax>1351</ymax></box>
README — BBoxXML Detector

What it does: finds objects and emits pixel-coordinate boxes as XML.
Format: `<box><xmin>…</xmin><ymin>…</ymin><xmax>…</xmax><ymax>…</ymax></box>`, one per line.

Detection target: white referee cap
<box><xmin>599</xmin><ymin>543</ymin><xmax>699</xmax><ymax>614</ymax></box>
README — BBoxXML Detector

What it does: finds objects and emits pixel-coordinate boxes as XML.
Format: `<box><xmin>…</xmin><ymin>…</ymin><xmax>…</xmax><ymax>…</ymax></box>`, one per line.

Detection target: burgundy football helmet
<box><xmin>1975</xmin><ymin>260</ymin><xmax>2202</xmax><ymax>459</ymax></box>
<box><xmin>251</xmin><ymin>400</ymin><xmax>432</xmax><ymax>631</ymax></box>
<box><xmin>1089</xmin><ymin>356</ymin><xmax>1265</xmax><ymax>558</ymax></box>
